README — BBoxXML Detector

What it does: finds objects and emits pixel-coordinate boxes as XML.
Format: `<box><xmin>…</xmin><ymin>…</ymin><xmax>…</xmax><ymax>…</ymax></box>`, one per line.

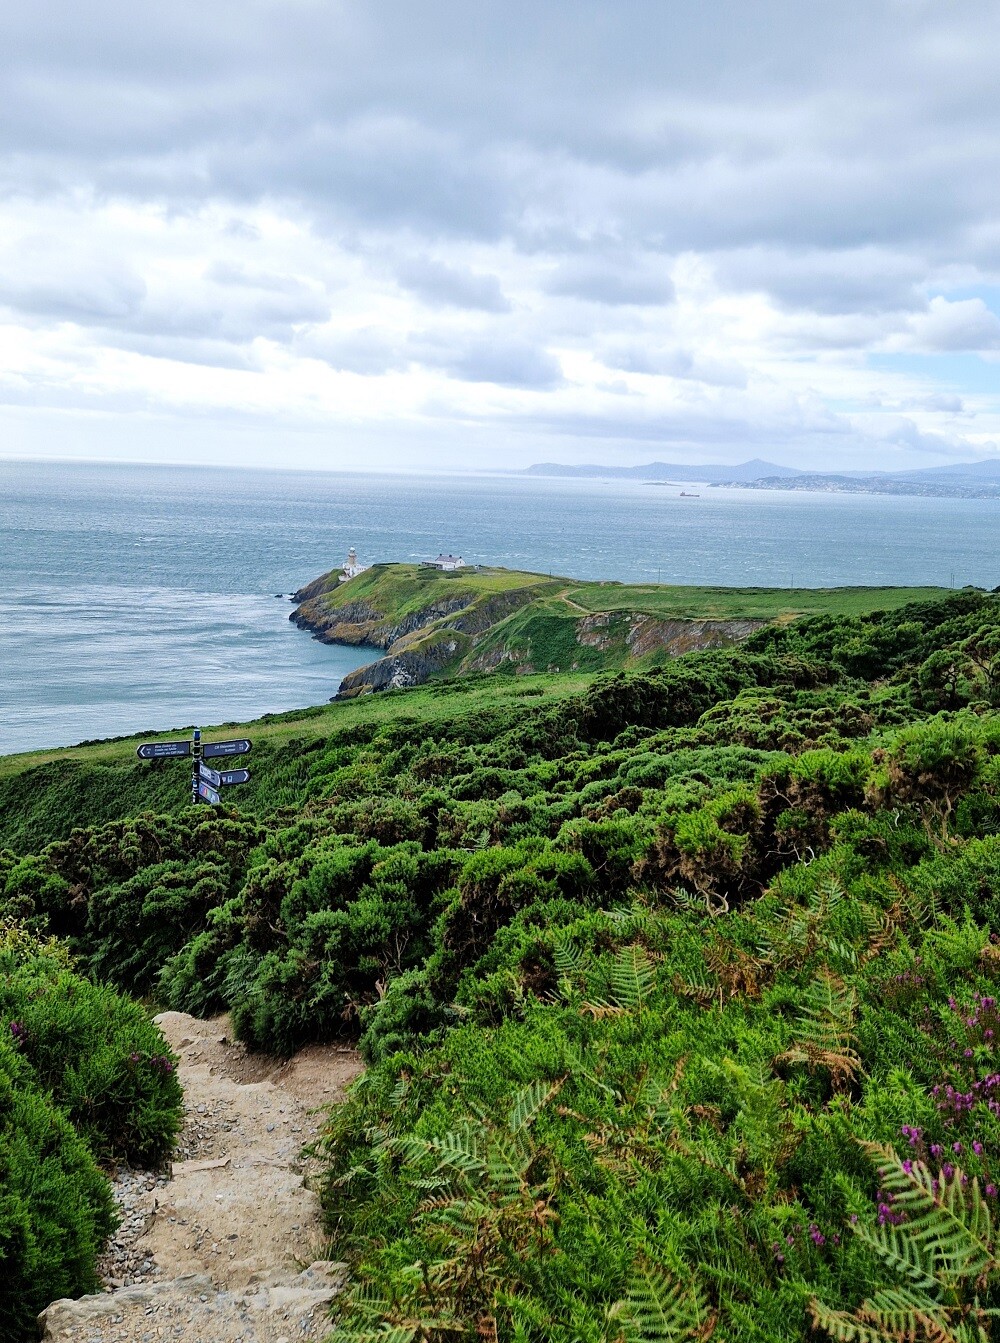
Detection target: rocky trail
<box><xmin>40</xmin><ymin>1013</ymin><xmax>364</xmax><ymax>1343</ymax></box>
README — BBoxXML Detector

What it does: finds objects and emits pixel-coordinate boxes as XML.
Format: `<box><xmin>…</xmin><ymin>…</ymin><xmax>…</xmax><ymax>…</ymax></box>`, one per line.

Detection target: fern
<box><xmin>811</xmin><ymin>1144</ymin><xmax>1000</xmax><ymax>1343</ymax></box>
<box><xmin>509</xmin><ymin>1078</ymin><xmax>563</xmax><ymax>1133</ymax></box>
<box><xmin>776</xmin><ymin>967</ymin><xmax>861</xmax><ymax>1088</ymax></box>
<box><xmin>609</xmin><ymin>1261</ymin><xmax>716</xmax><ymax>1341</ymax></box>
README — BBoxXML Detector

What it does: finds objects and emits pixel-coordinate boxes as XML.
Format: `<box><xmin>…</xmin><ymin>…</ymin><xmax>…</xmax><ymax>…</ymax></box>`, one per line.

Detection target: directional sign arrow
<box><xmin>197</xmin><ymin>780</ymin><xmax>222</xmax><ymax>806</ymax></box>
<box><xmin>219</xmin><ymin>768</ymin><xmax>251</xmax><ymax>786</ymax></box>
<box><xmin>198</xmin><ymin>761</ymin><xmax>222</xmax><ymax>788</ymax></box>
<box><xmin>137</xmin><ymin>740</ymin><xmax>191</xmax><ymax>760</ymax></box>
<box><xmin>203</xmin><ymin>739</ymin><xmax>252</xmax><ymax>759</ymax></box>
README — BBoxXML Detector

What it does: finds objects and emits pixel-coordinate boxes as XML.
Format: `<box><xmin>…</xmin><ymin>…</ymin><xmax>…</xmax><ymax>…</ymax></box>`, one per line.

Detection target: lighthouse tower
<box><xmin>340</xmin><ymin>546</ymin><xmax>368</xmax><ymax>581</ymax></box>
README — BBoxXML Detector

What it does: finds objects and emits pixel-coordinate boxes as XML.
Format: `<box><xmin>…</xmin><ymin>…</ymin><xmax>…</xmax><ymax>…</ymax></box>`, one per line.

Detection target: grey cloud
<box><xmin>604</xmin><ymin>344</ymin><xmax>747</xmax><ymax>388</ymax></box>
<box><xmin>2</xmin><ymin>0</ymin><xmax>1000</xmax><ymax>464</ymax></box>
<box><xmin>906</xmin><ymin>297</ymin><xmax>1000</xmax><ymax>351</ymax></box>
<box><xmin>100</xmin><ymin>332</ymin><xmax>258</xmax><ymax>369</ymax></box>
<box><xmin>546</xmin><ymin>256</ymin><xmax>675</xmax><ymax>306</ymax></box>
<box><xmin>2</xmin><ymin>0</ymin><xmax>999</xmax><ymax>260</ymax></box>
<box><xmin>0</xmin><ymin>254</ymin><xmax>146</xmax><ymax>322</ymax></box>
<box><xmin>714</xmin><ymin>247</ymin><xmax>927</xmax><ymax>314</ymax></box>
<box><xmin>416</xmin><ymin>335</ymin><xmax>564</xmax><ymax>389</ymax></box>
<box><xmin>394</xmin><ymin>257</ymin><xmax>510</xmax><ymax>312</ymax></box>
<box><xmin>298</xmin><ymin>328</ymin><xmax>409</xmax><ymax>376</ymax></box>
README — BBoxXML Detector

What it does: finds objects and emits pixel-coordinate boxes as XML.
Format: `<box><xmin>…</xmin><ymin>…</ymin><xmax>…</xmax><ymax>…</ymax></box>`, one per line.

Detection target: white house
<box><xmin>339</xmin><ymin>546</ymin><xmax>369</xmax><ymax>581</ymax></box>
<box><xmin>432</xmin><ymin>553</ymin><xmax>466</xmax><ymax>570</ymax></box>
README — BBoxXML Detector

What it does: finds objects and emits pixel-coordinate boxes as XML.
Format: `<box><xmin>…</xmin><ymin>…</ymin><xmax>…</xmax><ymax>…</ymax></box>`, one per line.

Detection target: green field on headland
<box><xmin>6</xmin><ymin>582</ymin><xmax>1000</xmax><ymax>1341</ymax></box>
<box><xmin>290</xmin><ymin>561</ymin><xmax>951</xmax><ymax>696</ymax></box>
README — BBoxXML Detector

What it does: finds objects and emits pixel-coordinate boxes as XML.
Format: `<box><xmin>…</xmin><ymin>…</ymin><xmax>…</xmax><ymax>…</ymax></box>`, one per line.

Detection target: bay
<box><xmin>1</xmin><ymin>457</ymin><xmax>997</xmax><ymax>755</ymax></box>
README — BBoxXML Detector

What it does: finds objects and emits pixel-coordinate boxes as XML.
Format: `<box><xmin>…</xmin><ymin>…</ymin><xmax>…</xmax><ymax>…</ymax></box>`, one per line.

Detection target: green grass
<box><xmin>0</xmin><ymin>671</ymin><xmax>594</xmax><ymax>849</ymax></box>
<box><xmin>319</xmin><ymin>565</ymin><xmax>950</xmax><ymax>625</ymax></box>
<box><xmin>561</xmin><ymin>582</ymin><xmax>955</xmax><ymax>621</ymax></box>
<box><xmin>304</xmin><ymin>562</ymin><xmax>561</xmax><ymax>619</ymax></box>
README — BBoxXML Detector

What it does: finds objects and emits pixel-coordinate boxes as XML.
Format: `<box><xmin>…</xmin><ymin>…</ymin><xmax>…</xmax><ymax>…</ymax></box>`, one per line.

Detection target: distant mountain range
<box><xmin>523</xmin><ymin>458</ymin><xmax>1000</xmax><ymax>497</ymax></box>
<box><xmin>522</xmin><ymin>458</ymin><xmax>802</xmax><ymax>484</ymax></box>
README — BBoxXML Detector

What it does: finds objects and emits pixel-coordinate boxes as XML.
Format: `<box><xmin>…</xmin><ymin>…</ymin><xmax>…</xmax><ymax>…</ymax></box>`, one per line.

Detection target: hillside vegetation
<box><xmin>290</xmin><ymin>562</ymin><xmax>947</xmax><ymax>695</ymax></box>
<box><xmin>5</xmin><ymin>586</ymin><xmax>1000</xmax><ymax>1339</ymax></box>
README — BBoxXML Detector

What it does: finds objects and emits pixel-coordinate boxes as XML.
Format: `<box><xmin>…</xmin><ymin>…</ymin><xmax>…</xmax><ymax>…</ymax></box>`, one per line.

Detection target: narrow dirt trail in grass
<box><xmin>40</xmin><ymin>1013</ymin><xmax>364</xmax><ymax>1343</ymax></box>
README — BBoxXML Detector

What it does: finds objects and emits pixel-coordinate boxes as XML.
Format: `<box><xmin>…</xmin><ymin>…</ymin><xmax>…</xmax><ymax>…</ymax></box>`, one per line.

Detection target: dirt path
<box><xmin>40</xmin><ymin>1013</ymin><xmax>364</xmax><ymax>1343</ymax></box>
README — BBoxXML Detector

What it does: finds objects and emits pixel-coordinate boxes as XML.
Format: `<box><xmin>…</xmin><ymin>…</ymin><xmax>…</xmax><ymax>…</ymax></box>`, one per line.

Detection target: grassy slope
<box><xmin>302</xmin><ymin>564</ymin><xmax>954</xmax><ymax>687</ymax></box>
<box><xmin>300</xmin><ymin>562</ymin><xmax>561</xmax><ymax>616</ymax></box>
<box><xmin>309</xmin><ymin>563</ymin><xmax>950</xmax><ymax>625</ymax></box>
<box><xmin>0</xmin><ymin>577</ymin><xmax>955</xmax><ymax>846</ymax></box>
<box><xmin>0</xmin><ymin>672</ymin><xmax>592</xmax><ymax>851</ymax></box>
<box><xmin>561</xmin><ymin>582</ymin><xmax>955</xmax><ymax>620</ymax></box>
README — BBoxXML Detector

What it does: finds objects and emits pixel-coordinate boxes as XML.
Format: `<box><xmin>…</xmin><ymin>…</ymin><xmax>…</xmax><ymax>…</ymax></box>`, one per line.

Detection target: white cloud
<box><xmin>902</xmin><ymin>297</ymin><xmax>1000</xmax><ymax>352</ymax></box>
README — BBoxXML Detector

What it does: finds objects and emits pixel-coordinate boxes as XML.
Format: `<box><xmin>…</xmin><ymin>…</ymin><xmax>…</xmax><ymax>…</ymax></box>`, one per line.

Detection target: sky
<box><xmin>1</xmin><ymin>0</ymin><xmax>1000</xmax><ymax>474</ymax></box>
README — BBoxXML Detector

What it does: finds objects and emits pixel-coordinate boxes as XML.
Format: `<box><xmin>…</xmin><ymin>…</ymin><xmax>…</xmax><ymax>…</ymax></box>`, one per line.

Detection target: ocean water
<box><xmin>1</xmin><ymin>457</ymin><xmax>998</xmax><ymax>755</ymax></box>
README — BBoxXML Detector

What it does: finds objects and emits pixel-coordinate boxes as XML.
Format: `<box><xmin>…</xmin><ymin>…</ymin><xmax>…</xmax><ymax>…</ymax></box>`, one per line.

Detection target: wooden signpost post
<box><xmin>136</xmin><ymin>728</ymin><xmax>252</xmax><ymax>805</ymax></box>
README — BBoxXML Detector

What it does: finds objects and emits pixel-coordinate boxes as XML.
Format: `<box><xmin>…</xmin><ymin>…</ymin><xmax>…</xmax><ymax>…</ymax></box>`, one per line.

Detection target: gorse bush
<box><xmin>7</xmin><ymin>591</ymin><xmax>1000</xmax><ymax>1337</ymax></box>
<box><xmin>0</xmin><ymin>924</ymin><xmax>182</xmax><ymax>1340</ymax></box>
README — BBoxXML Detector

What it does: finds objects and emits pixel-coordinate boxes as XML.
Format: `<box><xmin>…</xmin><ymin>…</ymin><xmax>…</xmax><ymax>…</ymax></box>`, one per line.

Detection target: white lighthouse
<box><xmin>339</xmin><ymin>546</ymin><xmax>369</xmax><ymax>581</ymax></box>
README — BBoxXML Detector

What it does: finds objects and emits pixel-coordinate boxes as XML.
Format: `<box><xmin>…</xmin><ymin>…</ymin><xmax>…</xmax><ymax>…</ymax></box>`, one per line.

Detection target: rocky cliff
<box><xmin>288</xmin><ymin>563</ymin><xmax>771</xmax><ymax>698</ymax></box>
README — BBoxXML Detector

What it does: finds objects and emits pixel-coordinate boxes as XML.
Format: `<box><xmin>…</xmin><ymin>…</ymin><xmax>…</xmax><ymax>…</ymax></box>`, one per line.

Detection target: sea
<box><xmin>2</xmin><ymin>457</ymin><xmax>998</xmax><ymax>756</ymax></box>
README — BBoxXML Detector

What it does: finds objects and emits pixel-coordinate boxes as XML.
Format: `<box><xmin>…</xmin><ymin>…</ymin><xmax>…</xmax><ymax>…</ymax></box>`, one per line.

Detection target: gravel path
<box><xmin>39</xmin><ymin>1014</ymin><xmax>364</xmax><ymax>1343</ymax></box>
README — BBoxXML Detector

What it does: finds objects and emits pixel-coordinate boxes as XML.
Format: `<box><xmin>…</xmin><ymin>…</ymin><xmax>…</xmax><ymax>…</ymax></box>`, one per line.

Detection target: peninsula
<box><xmin>289</xmin><ymin>561</ymin><xmax>951</xmax><ymax>696</ymax></box>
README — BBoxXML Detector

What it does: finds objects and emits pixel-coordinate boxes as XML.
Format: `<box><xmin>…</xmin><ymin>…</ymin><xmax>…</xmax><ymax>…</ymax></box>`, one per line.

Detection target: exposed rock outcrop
<box><xmin>289</xmin><ymin>563</ymin><xmax>773</xmax><ymax>698</ymax></box>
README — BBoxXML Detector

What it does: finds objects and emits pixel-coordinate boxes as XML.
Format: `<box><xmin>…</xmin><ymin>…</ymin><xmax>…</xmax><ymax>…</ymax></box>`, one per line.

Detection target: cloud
<box><xmin>394</xmin><ymin>256</ymin><xmax>510</xmax><ymax>311</ymax></box>
<box><xmin>0</xmin><ymin>246</ymin><xmax>146</xmax><ymax>322</ymax></box>
<box><xmin>603</xmin><ymin>344</ymin><xmax>747</xmax><ymax>388</ymax></box>
<box><xmin>298</xmin><ymin>327</ymin><xmax>409</xmax><ymax>376</ymax></box>
<box><xmin>714</xmin><ymin>247</ymin><xmax>926</xmax><ymax>315</ymax></box>
<box><xmin>546</xmin><ymin>256</ymin><xmax>675</xmax><ymax>306</ymax></box>
<box><xmin>1</xmin><ymin>1</ymin><xmax>1000</xmax><ymax>467</ymax></box>
<box><xmin>904</xmin><ymin>297</ymin><xmax>1000</xmax><ymax>352</ymax></box>
<box><xmin>417</xmin><ymin>335</ymin><xmax>564</xmax><ymax>388</ymax></box>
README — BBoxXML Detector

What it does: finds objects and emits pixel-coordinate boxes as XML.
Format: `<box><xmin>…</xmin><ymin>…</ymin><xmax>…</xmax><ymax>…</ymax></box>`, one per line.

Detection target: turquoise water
<box><xmin>1</xmin><ymin>458</ymin><xmax>997</xmax><ymax>754</ymax></box>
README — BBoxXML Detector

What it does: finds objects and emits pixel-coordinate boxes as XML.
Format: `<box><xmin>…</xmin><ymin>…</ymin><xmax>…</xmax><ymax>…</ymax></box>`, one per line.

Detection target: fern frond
<box><xmin>853</xmin><ymin>1217</ymin><xmax>937</xmax><ymax>1289</ymax></box>
<box><xmin>609</xmin><ymin>944</ymin><xmax>657</xmax><ymax>1011</ymax></box>
<box><xmin>777</xmin><ymin>968</ymin><xmax>861</xmax><ymax>1086</ymax></box>
<box><xmin>854</xmin><ymin>1286</ymin><xmax>967</xmax><ymax>1343</ymax></box>
<box><xmin>865</xmin><ymin>1144</ymin><xmax>996</xmax><ymax>1282</ymax></box>
<box><xmin>334</xmin><ymin>1327</ymin><xmax>419</xmax><ymax>1343</ymax></box>
<box><xmin>552</xmin><ymin>935</ymin><xmax>584</xmax><ymax>981</ymax></box>
<box><xmin>609</xmin><ymin>1261</ymin><xmax>715</xmax><ymax>1342</ymax></box>
<box><xmin>424</xmin><ymin>1123</ymin><xmax>487</xmax><ymax>1179</ymax></box>
<box><xmin>508</xmin><ymin>1077</ymin><xmax>562</xmax><ymax>1133</ymax></box>
<box><xmin>809</xmin><ymin>1295</ymin><xmax>915</xmax><ymax>1343</ymax></box>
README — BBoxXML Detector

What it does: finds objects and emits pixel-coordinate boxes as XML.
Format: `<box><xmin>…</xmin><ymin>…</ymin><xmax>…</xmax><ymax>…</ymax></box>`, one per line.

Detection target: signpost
<box><xmin>136</xmin><ymin>728</ymin><xmax>252</xmax><ymax>806</ymax></box>
<box><xmin>136</xmin><ymin>740</ymin><xmax>191</xmax><ymax>760</ymax></box>
<box><xmin>203</xmin><ymin>739</ymin><xmax>252</xmax><ymax>759</ymax></box>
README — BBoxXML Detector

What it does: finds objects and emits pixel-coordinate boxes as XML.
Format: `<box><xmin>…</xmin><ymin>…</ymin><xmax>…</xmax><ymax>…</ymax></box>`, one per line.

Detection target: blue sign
<box><xmin>198</xmin><ymin>761</ymin><xmax>222</xmax><ymax>788</ymax></box>
<box><xmin>137</xmin><ymin>740</ymin><xmax>191</xmax><ymax>760</ymax></box>
<box><xmin>197</xmin><ymin>780</ymin><xmax>222</xmax><ymax>806</ymax></box>
<box><xmin>219</xmin><ymin>768</ymin><xmax>251</xmax><ymax>786</ymax></box>
<box><xmin>203</xmin><ymin>739</ymin><xmax>252</xmax><ymax>759</ymax></box>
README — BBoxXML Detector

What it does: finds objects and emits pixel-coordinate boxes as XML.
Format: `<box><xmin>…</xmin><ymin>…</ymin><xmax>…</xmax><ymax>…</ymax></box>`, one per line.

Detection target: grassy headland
<box><xmin>290</xmin><ymin>561</ymin><xmax>950</xmax><ymax>694</ymax></box>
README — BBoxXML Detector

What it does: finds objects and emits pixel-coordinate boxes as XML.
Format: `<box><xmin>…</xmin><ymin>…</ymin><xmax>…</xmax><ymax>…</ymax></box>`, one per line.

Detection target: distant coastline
<box><xmin>718</xmin><ymin>474</ymin><xmax>1000</xmax><ymax>500</ymax></box>
<box><xmin>523</xmin><ymin>457</ymin><xmax>1000</xmax><ymax>499</ymax></box>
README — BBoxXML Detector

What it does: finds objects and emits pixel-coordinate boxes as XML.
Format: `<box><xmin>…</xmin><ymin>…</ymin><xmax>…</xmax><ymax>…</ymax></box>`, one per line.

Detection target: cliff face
<box><xmin>290</xmin><ymin>595</ymin><xmax>471</xmax><ymax>648</ymax></box>
<box><xmin>289</xmin><ymin>563</ymin><xmax>772</xmax><ymax>698</ymax></box>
